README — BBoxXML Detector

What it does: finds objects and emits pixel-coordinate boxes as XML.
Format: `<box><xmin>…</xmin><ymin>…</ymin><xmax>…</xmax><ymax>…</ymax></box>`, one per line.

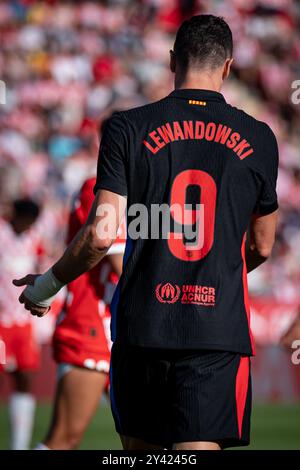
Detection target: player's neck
<box><xmin>175</xmin><ymin>70</ymin><xmax>223</xmax><ymax>93</ymax></box>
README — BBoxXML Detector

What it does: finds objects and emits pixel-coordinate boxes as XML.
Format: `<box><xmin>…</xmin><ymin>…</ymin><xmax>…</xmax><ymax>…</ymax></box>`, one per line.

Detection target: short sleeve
<box><xmin>253</xmin><ymin>125</ymin><xmax>279</xmax><ymax>216</ymax></box>
<box><xmin>94</xmin><ymin>113</ymin><xmax>128</xmax><ymax>197</ymax></box>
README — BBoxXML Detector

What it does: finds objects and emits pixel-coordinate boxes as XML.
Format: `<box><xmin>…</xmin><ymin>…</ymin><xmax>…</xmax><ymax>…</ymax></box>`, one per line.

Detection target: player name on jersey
<box><xmin>143</xmin><ymin>120</ymin><xmax>254</xmax><ymax>160</ymax></box>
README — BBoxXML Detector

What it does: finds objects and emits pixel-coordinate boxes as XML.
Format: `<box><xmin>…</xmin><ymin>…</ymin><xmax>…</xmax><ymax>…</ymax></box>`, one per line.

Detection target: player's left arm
<box><xmin>13</xmin><ymin>189</ymin><xmax>126</xmax><ymax>316</ymax></box>
<box><xmin>14</xmin><ymin>112</ymin><xmax>128</xmax><ymax>317</ymax></box>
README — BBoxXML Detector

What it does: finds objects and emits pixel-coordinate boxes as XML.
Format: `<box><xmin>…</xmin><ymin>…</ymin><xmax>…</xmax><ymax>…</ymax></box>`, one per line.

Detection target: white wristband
<box><xmin>23</xmin><ymin>268</ymin><xmax>65</xmax><ymax>308</ymax></box>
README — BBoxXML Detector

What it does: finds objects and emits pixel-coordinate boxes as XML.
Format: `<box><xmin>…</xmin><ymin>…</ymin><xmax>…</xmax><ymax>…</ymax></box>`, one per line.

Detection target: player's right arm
<box><xmin>246</xmin><ymin>123</ymin><xmax>279</xmax><ymax>273</ymax></box>
<box><xmin>13</xmin><ymin>189</ymin><xmax>126</xmax><ymax>316</ymax></box>
<box><xmin>246</xmin><ymin>210</ymin><xmax>278</xmax><ymax>273</ymax></box>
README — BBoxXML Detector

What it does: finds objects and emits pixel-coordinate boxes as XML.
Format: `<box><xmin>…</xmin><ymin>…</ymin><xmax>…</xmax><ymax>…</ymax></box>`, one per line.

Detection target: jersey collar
<box><xmin>168</xmin><ymin>89</ymin><xmax>226</xmax><ymax>103</ymax></box>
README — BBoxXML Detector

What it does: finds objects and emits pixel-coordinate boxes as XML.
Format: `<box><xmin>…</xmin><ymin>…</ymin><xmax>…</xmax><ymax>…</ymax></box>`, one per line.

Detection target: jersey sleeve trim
<box><xmin>93</xmin><ymin>180</ymin><xmax>127</xmax><ymax>197</ymax></box>
<box><xmin>253</xmin><ymin>200</ymin><xmax>278</xmax><ymax>216</ymax></box>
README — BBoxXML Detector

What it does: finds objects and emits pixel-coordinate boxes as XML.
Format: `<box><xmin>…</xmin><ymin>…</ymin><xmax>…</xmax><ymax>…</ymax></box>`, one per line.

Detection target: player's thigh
<box><xmin>49</xmin><ymin>365</ymin><xmax>107</xmax><ymax>436</ymax></box>
<box><xmin>60</xmin><ymin>366</ymin><xmax>106</xmax><ymax>430</ymax></box>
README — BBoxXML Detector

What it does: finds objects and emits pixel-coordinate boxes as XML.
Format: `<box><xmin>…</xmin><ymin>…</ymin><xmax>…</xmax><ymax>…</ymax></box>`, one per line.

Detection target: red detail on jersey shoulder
<box><xmin>235</xmin><ymin>356</ymin><xmax>249</xmax><ymax>439</ymax></box>
<box><xmin>241</xmin><ymin>234</ymin><xmax>255</xmax><ymax>355</ymax></box>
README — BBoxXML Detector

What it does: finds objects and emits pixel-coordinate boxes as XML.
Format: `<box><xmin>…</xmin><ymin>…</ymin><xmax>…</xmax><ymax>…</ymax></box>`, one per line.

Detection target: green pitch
<box><xmin>0</xmin><ymin>403</ymin><xmax>299</xmax><ymax>450</ymax></box>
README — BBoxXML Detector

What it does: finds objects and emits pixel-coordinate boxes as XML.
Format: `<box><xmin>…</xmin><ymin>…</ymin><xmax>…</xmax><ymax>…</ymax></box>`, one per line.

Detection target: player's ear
<box><xmin>170</xmin><ymin>50</ymin><xmax>176</xmax><ymax>73</ymax></box>
<box><xmin>222</xmin><ymin>57</ymin><xmax>233</xmax><ymax>80</ymax></box>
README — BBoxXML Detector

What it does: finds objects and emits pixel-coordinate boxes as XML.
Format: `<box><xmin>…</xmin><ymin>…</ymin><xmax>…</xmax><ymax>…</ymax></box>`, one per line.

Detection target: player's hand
<box><xmin>12</xmin><ymin>275</ymin><xmax>50</xmax><ymax>317</ymax></box>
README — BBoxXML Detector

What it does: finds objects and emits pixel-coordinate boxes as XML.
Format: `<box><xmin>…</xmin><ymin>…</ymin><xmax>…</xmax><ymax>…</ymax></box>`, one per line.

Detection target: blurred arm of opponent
<box><xmin>13</xmin><ymin>189</ymin><xmax>127</xmax><ymax>317</ymax></box>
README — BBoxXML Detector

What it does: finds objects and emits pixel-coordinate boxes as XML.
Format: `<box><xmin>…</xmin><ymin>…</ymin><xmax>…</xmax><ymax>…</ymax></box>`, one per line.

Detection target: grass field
<box><xmin>0</xmin><ymin>402</ymin><xmax>300</xmax><ymax>450</ymax></box>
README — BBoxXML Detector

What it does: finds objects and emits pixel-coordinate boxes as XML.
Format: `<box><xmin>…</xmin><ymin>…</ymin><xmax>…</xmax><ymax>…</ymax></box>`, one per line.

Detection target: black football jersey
<box><xmin>94</xmin><ymin>89</ymin><xmax>279</xmax><ymax>355</ymax></box>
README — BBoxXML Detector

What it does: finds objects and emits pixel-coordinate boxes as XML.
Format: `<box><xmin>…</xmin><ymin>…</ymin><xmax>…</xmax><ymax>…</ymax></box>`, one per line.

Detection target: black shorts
<box><xmin>110</xmin><ymin>343</ymin><xmax>252</xmax><ymax>449</ymax></box>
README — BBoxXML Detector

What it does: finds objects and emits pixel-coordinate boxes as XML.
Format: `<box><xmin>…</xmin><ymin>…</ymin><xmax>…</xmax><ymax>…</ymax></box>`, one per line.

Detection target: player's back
<box><xmin>96</xmin><ymin>89</ymin><xmax>278</xmax><ymax>354</ymax></box>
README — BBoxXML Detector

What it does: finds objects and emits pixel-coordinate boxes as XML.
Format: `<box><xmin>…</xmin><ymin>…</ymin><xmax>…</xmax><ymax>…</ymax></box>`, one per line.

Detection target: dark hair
<box><xmin>173</xmin><ymin>15</ymin><xmax>233</xmax><ymax>70</ymax></box>
<box><xmin>13</xmin><ymin>198</ymin><xmax>40</xmax><ymax>220</ymax></box>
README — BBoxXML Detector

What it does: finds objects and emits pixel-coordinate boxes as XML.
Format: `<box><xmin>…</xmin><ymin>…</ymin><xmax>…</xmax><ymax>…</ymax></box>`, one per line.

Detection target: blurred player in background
<box><xmin>280</xmin><ymin>312</ymin><xmax>300</xmax><ymax>349</ymax></box>
<box><xmin>35</xmin><ymin>177</ymin><xmax>125</xmax><ymax>450</ymax></box>
<box><xmin>0</xmin><ymin>198</ymin><xmax>42</xmax><ymax>449</ymax></box>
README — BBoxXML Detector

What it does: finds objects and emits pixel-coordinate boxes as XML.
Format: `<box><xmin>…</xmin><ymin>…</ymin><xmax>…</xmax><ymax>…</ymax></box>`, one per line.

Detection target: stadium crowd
<box><xmin>0</xmin><ymin>0</ymin><xmax>300</xmax><ymax>303</ymax></box>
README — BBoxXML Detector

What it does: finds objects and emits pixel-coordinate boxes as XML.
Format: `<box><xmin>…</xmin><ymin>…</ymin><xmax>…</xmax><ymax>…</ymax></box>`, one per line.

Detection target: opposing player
<box><xmin>35</xmin><ymin>177</ymin><xmax>125</xmax><ymax>450</ymax></box>
<box><xmin>0</xmin><ymin>199</ymin><xmax>42</xmax><ymax>449</ymax></box>
<box><xmin>15</xmin><ymin>15</ymin><xmax>278</xmax><ymax>450</ymax></box>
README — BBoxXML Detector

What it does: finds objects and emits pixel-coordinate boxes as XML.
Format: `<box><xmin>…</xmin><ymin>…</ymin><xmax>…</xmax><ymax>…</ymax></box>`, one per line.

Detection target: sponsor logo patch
<box><xmin>155</xmin><ymin>283</ymin><xmax>181</xmax><ymax>304</ymax></box>
<box><xmin>155</xmin><ymin>283</ymin><xmax>215</xmax><ymax>306</ymax></box>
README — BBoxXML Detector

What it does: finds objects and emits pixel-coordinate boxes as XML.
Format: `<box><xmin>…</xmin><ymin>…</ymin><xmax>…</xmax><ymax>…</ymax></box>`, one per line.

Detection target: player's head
<box><xmin>170</xmin><ymin>15</ymin><xmax>233</xmax><ymax>88</ymax></box>
<box><xmin>11</xmin><ymin>198</ymin><xmax>40</xmax><ymax>234</ymax></box>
